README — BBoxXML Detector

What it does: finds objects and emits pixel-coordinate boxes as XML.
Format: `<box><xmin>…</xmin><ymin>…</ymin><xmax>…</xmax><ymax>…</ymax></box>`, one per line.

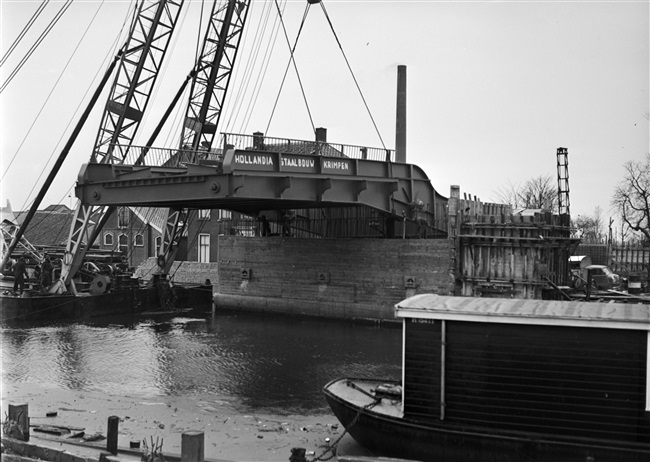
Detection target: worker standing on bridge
<box><xmin>282</xmin><ymin>211</ymin><xmax>293</xmax><ymax>237</ymax></box>
<box><xmin>259</xmin><ymin>215</ymin><xmax>271</xmax><ymax>236</ymax></box>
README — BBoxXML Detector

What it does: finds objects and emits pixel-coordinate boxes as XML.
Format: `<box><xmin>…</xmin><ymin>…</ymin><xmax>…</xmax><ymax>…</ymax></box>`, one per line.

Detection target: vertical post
<box><xmin>440</xmin><ymin>320</ymin><xmax>446</xmax><ymax>421</ymax></box>
<box><xmin>448</xmin><ymin>185</ymin><xmax>460</xmax><ymax>238</ymax></box>
<box><xmin>449</xmin><ymin>185</ymin><xmax>462</xmax><ymax>295</ymax></box>
<box><xmin>181</xmin><ymin>431</ymin><xmax>204</xmax><ymax>462</ymax></box>
<box><xmin>646</xmin><ymin>331</ymin><xmax>650</xmax><ymax>411</ymax></box>
<box><xmin>8</xmin><ymin>403</ymin><xmax>29</xmax><ymax>441</ymax></box>
<box><xmin>290</xmin><ymin>448</ymin><xmax>307</xmax><ymax>462</ymax></box>
<box><xmin>585</xmin><ymin>269</ymin><xmax>592</xmax><ymax>302</ymax></box>
<box><xmin>107</xmin><ymin>415</ymin><xmax>119</xmax><ymax>455</ymax></box>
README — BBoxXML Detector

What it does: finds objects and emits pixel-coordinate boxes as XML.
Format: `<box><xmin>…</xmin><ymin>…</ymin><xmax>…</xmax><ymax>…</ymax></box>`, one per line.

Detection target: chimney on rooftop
<box><xmin>395</xmin><ymin>65</ymin><xmax>407</xmax><ymax>163</ymax></box>
<box><xmin>315</xmin><ymin>127</ymin><xmax>327</xmax><ymax>143</ymax></box>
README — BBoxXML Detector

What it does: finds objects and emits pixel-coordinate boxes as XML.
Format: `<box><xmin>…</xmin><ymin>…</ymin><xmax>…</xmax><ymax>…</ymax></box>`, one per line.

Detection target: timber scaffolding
<box><xmin>448</xmin><ymin>185</ymin><xmax>578</xmax><ymax>300</ymax></box>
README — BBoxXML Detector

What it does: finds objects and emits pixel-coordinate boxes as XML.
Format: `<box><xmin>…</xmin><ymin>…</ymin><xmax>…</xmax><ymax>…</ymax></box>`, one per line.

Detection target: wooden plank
<box><xmin>442</xmin><ymin>322</ymin><xmax>647</xmax><ymax>441</ymax></box>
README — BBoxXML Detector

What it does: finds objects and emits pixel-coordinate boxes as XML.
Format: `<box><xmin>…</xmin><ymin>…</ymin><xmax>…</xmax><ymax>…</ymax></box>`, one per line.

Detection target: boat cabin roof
<box><xmin>395</xmin><ymin>294</ymin><xmax>650</xmax><ymax>330</ymax></box>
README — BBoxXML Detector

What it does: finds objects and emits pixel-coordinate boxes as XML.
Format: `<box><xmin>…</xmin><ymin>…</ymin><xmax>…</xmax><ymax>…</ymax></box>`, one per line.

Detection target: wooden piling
<box><xmin>8</xmin><ymin>403</ymin><xmax>29</xmax><ymax>441</ymax></box>
<box><xmin>181</xmin><ymin>431</ymin><xmax>204</xmax><ymax>462</ymax></box>
<box><xmin>107</xmin><ymin>415</ymin><xmax>119</xmax><ymax>455</ymax></box>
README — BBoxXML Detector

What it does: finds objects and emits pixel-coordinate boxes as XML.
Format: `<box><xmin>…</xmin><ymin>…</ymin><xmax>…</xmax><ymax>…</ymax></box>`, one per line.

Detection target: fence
<box><xmin>609</xmin><ymin>244</ymin><xmax>650</xmax><ymax>276</ymax></box>
<box><xmin>448</xmin><ymin>185</ymin><xmax>577</xmax><ymax>299</ymax></box>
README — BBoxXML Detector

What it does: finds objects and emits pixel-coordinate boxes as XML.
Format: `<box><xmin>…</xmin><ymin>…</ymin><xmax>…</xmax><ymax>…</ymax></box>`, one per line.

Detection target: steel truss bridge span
<box><xmin>75</xmin><ymin>142</ymin><xmax>447</xmax><ymax>231</ymax></box>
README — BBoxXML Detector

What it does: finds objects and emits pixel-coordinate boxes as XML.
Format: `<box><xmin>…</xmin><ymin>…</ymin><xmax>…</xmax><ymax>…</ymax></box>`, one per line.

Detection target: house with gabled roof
<box><xmin>15</xmin><ymin>204</ymin><xmax>74</xmax><ymax>249</ymax></box>
<box><xmin>98</xmin><ymin>206</ymin><xmax>172</xmax><ymax>267</ymax></box>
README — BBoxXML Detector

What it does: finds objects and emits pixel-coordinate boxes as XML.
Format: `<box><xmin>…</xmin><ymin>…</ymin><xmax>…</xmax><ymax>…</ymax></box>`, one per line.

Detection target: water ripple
<box><xmin>1</xmin><ymin>313</ymin><xmax>401</xmax><ymax>412</ymax></box>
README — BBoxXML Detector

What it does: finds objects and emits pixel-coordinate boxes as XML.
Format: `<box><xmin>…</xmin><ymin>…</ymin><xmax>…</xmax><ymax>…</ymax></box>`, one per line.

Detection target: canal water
<box><xmin>1</xmin><ymin>311</ymin><xmax>402</xmax><ymax>415</ymax></box>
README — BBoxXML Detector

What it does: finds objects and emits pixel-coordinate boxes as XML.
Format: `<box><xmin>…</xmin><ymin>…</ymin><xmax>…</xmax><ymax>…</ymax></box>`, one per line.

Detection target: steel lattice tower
<box><xmin>557</xmin><ymin>147</ymin><xmax>570</xmax><ymax>216</ymax></box>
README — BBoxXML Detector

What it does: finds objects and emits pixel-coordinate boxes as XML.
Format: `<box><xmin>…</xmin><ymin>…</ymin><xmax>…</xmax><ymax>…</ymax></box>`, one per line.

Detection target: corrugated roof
<box><xmin>130</xmin><ymin>207</ymin><xmax>167</xmax><ymax>233</ymax></box>
<box><xmin>395</xmin><ymin>294</ymin><xmax>650</xmax><ymax>329</ymax></box>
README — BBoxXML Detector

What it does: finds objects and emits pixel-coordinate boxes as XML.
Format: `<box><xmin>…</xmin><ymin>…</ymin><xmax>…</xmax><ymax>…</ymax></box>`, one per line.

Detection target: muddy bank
<box><xmin>1</xmin><ymin>382</ymin><xmax>342</xmax><ymax>461</ymax></box>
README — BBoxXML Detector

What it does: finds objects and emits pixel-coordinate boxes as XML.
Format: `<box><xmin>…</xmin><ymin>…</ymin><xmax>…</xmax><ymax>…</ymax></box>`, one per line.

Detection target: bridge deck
<box><xmin>75</xmin><ymin>135</ymin><xmax>447</xmax><ymax>229</ymax></box>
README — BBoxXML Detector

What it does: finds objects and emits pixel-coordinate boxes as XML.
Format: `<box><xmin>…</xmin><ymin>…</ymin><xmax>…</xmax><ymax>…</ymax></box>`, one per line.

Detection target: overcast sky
<box><xmin>1</xmin><ymin>0</ymin><xmax>648</xmax><ymax>233</ymax></box>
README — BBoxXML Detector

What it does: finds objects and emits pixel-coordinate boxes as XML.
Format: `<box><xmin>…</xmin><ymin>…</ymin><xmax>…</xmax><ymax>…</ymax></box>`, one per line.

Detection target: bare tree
<box><xmin>493</xmin><ymin>180</ymin><xmax>521</xmax><ymax>208</ymax></box>
<box><xmin>612</xmin><ymin>154</ymin><xmax>650</xmax><ymax>243</ymax></box>
<box><xmin>493</xmin><ymin>175</ymin><xmax>558</xmax><ymax>211</ymax></box>
<box><xmin>572</xmin><ymin>206</ymin><xmax>605</xmax><ymax>242</ymax></box>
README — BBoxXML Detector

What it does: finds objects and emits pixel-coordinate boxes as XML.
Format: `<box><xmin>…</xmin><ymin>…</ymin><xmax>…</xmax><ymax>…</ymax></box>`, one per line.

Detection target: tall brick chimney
<box><xmin>395</xmin><ymin>65</ymin><xmax>407</xmax><ymax>163</ymax></box>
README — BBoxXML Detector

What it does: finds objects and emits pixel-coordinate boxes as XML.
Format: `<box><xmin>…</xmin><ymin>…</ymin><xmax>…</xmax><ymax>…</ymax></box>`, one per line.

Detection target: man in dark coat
<box><xmin>13</xmin><ymin>256</ymin><xmax>29</xmax><ymax>294</ymax></box>
<box><xmin>41</xmin><ymin>255</ymin><xmax>53</xmax><ymax>288</ymax></box>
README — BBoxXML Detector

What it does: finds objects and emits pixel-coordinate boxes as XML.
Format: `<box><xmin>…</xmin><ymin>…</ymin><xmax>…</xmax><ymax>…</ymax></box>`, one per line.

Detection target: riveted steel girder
<box><xmin>75</xmin><ymin>149</ymin><xmax>441</xmax><ymax>222</ymax></box>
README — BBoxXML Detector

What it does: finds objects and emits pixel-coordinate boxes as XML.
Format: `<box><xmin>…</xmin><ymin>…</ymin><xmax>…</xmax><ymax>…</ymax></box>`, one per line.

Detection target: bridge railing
<box><xmin>220</xmin><ymin>133</ymin><xmax>395</xmax><ymax>163</ymax></box>
<box><xmin>115</xmin><ymin>133</ymin><xmax>395</xmax><ymax>167</ymax></box>
<box><xmin>119</xmin><ymin>145</ymin><xmax>222</xmax><ymax>167</ymax></box>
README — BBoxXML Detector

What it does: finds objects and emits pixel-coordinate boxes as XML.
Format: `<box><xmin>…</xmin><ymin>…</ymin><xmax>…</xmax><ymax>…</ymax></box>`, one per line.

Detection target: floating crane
<box><xmin>57</xmin><ymin>0</ymin><xmax>186</xmax><ymax>294</ymax></box>
<box><xmin>3</xmin><ymin>0</ymin><xmax>443</xmax><ymax>296</ymax></box>
<box><xmin>157</xmin><ymin>0</ymin><xmax>251</xmax><ymax>274</ymax></box>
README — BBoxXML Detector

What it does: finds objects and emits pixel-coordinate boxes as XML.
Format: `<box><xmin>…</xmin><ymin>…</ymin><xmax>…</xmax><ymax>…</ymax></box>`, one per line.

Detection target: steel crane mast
<box><xmin>179</xmin><ymin>0</ymin><xmax>251</xmax><ymax>156</ymax></box>
<box><xmin>94</xmin><ymin>0</ymin><xmax>184</xmax><ymax>165</ymax></box>
<box><xmin>157</xmin><ymin>0</ymin><xmax>250</xmax><ymax>274</ymax></box>
<box><xmin>59</xmin><ymin>0</ymin><xmax>184</xmax><ymax>292</ymax></box>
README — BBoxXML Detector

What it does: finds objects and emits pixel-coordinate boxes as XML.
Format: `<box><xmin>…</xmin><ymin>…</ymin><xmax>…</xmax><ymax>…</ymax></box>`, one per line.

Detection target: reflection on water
<box><xmin>1</xmin><ymin>311</ymin><xmax>402</xmax><ymax>413</ymax></box>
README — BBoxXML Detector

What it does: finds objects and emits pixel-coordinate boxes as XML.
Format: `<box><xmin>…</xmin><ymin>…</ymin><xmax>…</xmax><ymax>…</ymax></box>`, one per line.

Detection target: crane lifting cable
<box><xmin>0</xmin><ymin>0</ymin><xmax>113</xmax><ymax>188</ymax></box>
<box><xmin>236</xmin><ymin>16</ymin><xmax>283</xmax><ymax>134</ymax></box>
<box><xmin>318</xmin><ymin>1</ymin><xmax>387</xmax><ymax>150</ymax></box>
<box><xmin>265</xmin><ymin>0</ymin><xmax>315</xmax><ymax>135</ymax></box>
<box><xmin>0</xmin><ymin>0</ymin><xmax>50</xmax><ymax>68</ymax></box>
<box><xmin>224</xmin><ymin>0</ymin><xmax>281</xmax><ymax>135</ymax></box>
<box><xmin>0</xmin><ymin>0</ymin><xmax>73</xmax><ymax>94</ymax></box>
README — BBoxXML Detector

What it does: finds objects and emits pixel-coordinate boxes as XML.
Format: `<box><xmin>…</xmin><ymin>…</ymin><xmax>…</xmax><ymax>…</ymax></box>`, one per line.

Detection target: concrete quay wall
<box><xmin>214</xmin><ymin>236</ymin><xmax>454</xmax><ymax>321</ymax></box>
<box><xmin>136</xmin><ymin>237</ymin><xmax>454</xmax><ymax>320</ymax></box>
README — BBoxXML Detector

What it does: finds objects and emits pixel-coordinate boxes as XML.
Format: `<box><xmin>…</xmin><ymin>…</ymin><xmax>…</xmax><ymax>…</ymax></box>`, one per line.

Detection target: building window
<box><xmin>198</xmin><ymin>209</ymin><xmax>211</xmax><ymax>220</ymax></box>
<box><xmin>198</xmin><ymin>233</ymin><xmax>210</xmax><ymax>263</ymax></box>
<box><xmin>118</xmin><ymin>207</ymin><xmax>129</xmax><ymax>228</ymax></box>
<box><xmin>104</xmin><ymin>233</ymin><xmax>114</xmax><ymax>246</ymax></box>
<box><xmin>134</xmin><ymin>234</ymin><xmax>144</xmax><ymax>247</ymax></box>
<box><xmin>218</xmin><ymin>209</ymin><xmax>231</xmax><ymax>220</ymax></box>
<box><xmin>154</xmin><ymin>236</ymin><xmax>162</xmax><ymax>252</ymax></box>
<box><xmin>118</xmin><ymin>234</ymin><xmax>128</xmax><ymax>255</ymax></box>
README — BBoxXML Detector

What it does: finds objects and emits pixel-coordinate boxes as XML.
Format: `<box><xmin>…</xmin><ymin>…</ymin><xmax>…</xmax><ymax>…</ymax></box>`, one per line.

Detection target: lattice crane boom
<box><xmin>179</xmin><ymin>0</ymin><xmax>251</xmax><ymax>155</ymax></box>
<box><xmin>157</xmin><ymin>0</ymin><xmax>250</xmax><ymax>275</ymax></box>
<box><xmin>94</xmin><ymin>0</ymin><xmax>184</xmax><ymax>165</ymax></box>
<box><xmin>59</xmin><ymin>0</ymin><xmax>185</xmax><ymax>292</ymax></box>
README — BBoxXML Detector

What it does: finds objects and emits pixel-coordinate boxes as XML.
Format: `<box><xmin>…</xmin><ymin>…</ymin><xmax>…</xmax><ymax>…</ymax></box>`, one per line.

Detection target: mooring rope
<box><xmin>307</xmin><ymin>397</ymin><xmax>380</xmax><ymax>462</ymax></box>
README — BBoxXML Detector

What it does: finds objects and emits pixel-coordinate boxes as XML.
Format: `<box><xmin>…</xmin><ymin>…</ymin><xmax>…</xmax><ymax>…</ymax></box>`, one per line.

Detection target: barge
<box><xmin>324</xmin><ymin>294</ymin><xmax>650</xmax><ymax>461</ymax></box>
<box><xmin>0</xmin><ymin>276</ymin><xmax>212</xmax><ymax>324</ymax></box>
